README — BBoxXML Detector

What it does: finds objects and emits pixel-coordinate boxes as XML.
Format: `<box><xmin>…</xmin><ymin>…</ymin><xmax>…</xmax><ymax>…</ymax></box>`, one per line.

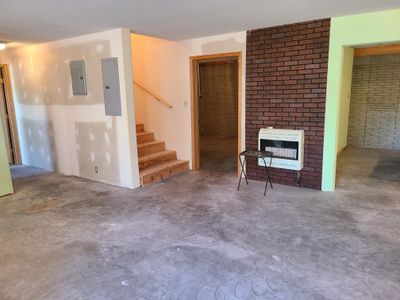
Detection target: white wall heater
<box><xmin>258</xmin><ymin>127</ymin><xmax>304</xmax><ymax>171</ymax></box>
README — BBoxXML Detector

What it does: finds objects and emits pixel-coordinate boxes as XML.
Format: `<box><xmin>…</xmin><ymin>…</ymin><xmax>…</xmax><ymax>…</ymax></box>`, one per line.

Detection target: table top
<box><xmin>240</xmin><ymin>149</ymin><xmax>273</xmax><ymax>158</ymax></box>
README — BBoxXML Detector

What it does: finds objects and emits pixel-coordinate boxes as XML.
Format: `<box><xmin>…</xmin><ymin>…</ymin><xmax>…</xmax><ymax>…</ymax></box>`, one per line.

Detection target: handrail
<box><xmin>133</xmin><ymin>79</ymin><xmax>172</xmax><ymax>109</ymax></box>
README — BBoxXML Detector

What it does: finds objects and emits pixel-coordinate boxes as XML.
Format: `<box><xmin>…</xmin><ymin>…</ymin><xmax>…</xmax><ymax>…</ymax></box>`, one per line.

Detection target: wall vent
<box><xmin>258</xmin><ymin>127</ymin><xmax>304</xmax><ymax>171</ymax></box>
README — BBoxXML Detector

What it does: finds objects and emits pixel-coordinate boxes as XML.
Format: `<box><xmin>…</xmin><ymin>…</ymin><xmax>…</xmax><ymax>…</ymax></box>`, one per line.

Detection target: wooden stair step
<box><xmin>139</xmin><ymin>150</ymin><xmax>177</xmax><ymax>170</ymax></box>
<box><xmin>137</xmin><ymin>132</ymin><xmax>155</xmax><ymax>144</ymax></box>
<box><xmin>136</xmin><ymin>123</ymin><xmax>144</xmax><ymax>133</ymax></box>
<box><xmin>137</xmin><ymin>141</ymin><xmax>165</xmax><ymax>157</ymax></box>
<box><xmin>140</xmin><ymin>160</ymin><xmax>189</xmax><ymax>186</ymax></box>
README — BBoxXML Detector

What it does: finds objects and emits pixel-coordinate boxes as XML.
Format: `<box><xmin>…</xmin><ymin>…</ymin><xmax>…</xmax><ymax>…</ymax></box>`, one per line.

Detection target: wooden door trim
<box><xmin>0</xmin><ymin>64</ymin><xmax>21</xmax><ymax>164</ymax></box>
<box><xmin>354</xmin><ymin>44</ymin><xmax>400</xmax><ymax>57</ymax></box>
<box><xmin>190</xmin><ymin>51</ymin><xmax>242</xmax><ymax>174</ymax></box>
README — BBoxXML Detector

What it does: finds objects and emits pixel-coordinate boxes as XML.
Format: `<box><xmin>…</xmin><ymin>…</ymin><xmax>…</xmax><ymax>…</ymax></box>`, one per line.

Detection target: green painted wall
<box><xmin>0</xmin><ymin>116</ymin><xmax>13</xmax><ymax>196</ymax></box>
<box><xmin>337</xmin><ymin>47</ymin><xmax>354</xmax><ymax>154</ymax></box>
<box><xmin>322</xmin><ymin>9</ymin><xmax>400</xmax><ymax>191</ymax></box>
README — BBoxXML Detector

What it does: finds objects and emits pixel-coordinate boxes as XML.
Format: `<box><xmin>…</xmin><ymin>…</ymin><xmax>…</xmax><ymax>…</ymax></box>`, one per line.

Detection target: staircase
<box><xmin>136</xmin><ymin>124</ymin><xmax>189</xmax><ymax>186</ymax></box>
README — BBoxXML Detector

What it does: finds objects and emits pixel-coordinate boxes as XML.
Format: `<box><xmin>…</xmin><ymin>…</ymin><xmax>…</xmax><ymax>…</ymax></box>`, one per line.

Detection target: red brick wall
<box><xmin>245</xmin><ymin>19</ymin><xmax>330</xmax><ymax>190</ymax></box>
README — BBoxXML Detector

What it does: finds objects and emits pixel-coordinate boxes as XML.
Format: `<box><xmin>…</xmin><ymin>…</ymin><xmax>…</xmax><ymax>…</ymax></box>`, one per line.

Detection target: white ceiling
<box><xmin>1</xmin><ymin>0</ymin><xmax>400</xmax><ymax>43</ymax></box>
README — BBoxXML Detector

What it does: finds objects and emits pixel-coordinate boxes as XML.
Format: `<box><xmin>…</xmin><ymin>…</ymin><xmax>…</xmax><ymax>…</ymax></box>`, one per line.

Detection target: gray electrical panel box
<box><xmin>101</xmin><ymin>57</ymin><xmax>122</xmax><ymax>116</ymax></box>
<box><xmin>70</xmin><ymin>60</ymin><xmax>87</xmax><ymax>95</ymax></box>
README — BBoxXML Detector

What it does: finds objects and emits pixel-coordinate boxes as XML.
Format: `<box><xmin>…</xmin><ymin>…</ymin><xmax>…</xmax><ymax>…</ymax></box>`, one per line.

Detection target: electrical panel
<box><xmin>69</xmin><ymin>60</ymin><xmax>87</xmax><ymax>96</ymax></box>
<box><xmin>101</xmin><ymin>57</ymin><xmax>122</xmax><ymax>116</ymax></box>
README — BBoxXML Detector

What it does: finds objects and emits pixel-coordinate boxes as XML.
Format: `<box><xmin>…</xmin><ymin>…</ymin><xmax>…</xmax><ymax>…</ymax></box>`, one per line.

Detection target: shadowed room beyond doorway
<box><xmin>195</xmin><ymin>57</ymin><xmax>239</xmax><ymax>173</ymax></box>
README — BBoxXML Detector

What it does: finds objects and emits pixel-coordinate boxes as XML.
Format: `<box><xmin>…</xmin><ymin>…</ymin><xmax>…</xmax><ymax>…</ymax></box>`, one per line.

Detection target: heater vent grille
<box><xmin>258</xmin><ymin>128</ymin><xmax>304</xmax><ymax>171</ymax></box>
<box><xmin>261</xmin><ymin>140</ymin><xmax>299</xmax><ymax>160</ymax></box>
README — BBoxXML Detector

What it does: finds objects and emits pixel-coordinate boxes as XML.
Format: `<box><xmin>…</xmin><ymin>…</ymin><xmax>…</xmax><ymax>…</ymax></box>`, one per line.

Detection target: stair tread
<box><xmin>140</xmin><ymin>160</ymin><xmax>189</xmax><ymax>176</ymax></box>
<box><xmin>139</xmin><ymin>150</ymin><xmax>176</xmax><ymax>162</ymax></box>
<box><xmin>137</xmin><ymin>140</ymin><xmax>164</xmax><ymax>148</ymax></box>
<box><xmin>137</xmin><ymin>131</ymin><xmax>155</xmax><ymax>145</ymax></box>
<box><xmin>136</xmin><ymin>124</ymin><xmax>144</xmax><ymax>133</ymax></box>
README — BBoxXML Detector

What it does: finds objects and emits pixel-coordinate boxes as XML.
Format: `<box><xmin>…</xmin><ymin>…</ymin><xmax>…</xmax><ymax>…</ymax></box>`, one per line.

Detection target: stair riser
<box><xmin>139</xmin><ymin>152</ymin><xmax>177</xmax><ymax>170</ymax></box>
<box><xmin>136</xmin><ymin>124</ymin><xmax>144</xmax><ymax>133</ymax></box>
<box><xmin>138</xmin><ymin>142</ymin><xmax>165</xmax><ymax>157</ymax></box>
<box><xmin>141</xmin><ymin>161</ymin><xmax>189</xmax><ymax>186</ymax></box>
<box><xmin>137</xmin><ymin>133</ymin><xmax>155</xmax><ymax>144</ymax></box>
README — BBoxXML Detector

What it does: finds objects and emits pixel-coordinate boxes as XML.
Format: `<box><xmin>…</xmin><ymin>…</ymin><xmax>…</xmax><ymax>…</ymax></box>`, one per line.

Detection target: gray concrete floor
<box><xmin>10</xmin><ymin>164</ymin><xmax>49</xmax><ymax>179</ymax></box>
<box><xmin>1</xmin><ymin>147</ymin><xmax>400</xmax><ymax>299</ymax></box>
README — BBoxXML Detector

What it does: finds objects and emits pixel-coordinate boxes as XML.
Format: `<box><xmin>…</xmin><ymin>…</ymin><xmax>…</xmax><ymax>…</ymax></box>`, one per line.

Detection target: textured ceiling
<box><xmin>1</xmin><ymin>0</ymin><xmax>400</xmax><ymax>43</ymax></box>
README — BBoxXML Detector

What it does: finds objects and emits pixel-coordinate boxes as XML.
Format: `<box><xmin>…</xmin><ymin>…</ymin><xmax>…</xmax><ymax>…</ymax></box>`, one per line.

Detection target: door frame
<box><xmin>0</xmin><ymin>64</ymin><xmax>21</xmax><ymax>164</ymax></box>
<box><xmin>190</xmin><ymin>51</ymin><xmax>242</xmax><ymax>173</ymax></box>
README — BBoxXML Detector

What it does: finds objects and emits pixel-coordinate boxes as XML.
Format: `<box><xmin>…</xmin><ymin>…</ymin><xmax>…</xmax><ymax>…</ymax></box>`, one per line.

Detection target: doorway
<box><xmin>336</xmin><ymin>44</ymin><xmax>400</xmax><ymax>189</ymax></box>
<box><xmin>190</xmin><ymin>52</ymin><xmax>241</xmax><ymax>173</ymax></box>
<box><xmin>0</xmin><ymin>64</ymin><xmax>21</xmax><ymax>165</ymax></box>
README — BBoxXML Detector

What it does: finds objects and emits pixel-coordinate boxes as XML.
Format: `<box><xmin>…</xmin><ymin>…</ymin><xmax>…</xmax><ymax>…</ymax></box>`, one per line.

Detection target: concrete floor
<box><xmin>10</xmin><ymin>164</ymin><xmax>49</xmax><ymax>179</ymax></box>
<box><xmin>1</xmin><ymin>147</ymin><xmax>400</xmax><ymax>299</ymax></box>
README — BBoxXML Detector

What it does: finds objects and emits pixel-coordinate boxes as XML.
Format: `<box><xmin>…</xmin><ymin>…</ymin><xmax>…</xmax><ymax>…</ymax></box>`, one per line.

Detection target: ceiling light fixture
<box><xmin>0</xmin><ymin>41</ymin><xmax>7</xmax><ymax>51</ymax></box>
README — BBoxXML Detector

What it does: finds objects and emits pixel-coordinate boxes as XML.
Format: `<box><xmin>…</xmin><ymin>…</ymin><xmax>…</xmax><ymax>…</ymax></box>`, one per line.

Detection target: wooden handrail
<box><xmin>133</xmin><ymin>79</ymin><xmax>172</xmax><ymax>109</ymax></box>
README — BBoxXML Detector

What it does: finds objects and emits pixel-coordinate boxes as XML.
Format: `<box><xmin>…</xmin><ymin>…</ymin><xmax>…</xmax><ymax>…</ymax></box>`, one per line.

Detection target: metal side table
<box><xmin>237</xmin><ymin>150</ymin><xmax>273</xmax><ymax>196</ymax></box>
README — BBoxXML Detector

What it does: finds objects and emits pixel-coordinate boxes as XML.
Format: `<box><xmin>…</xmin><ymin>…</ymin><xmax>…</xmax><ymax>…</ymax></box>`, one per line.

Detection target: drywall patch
<box><xmin>75</xmin><ymin>120</ymin><xmax>120</xmax><ymax>184</ymax></box>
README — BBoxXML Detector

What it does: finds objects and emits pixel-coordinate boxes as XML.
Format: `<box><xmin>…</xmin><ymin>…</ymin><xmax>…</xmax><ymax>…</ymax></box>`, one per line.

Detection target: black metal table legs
<box><xmin>237</xmin><ymin>152</ymin><xmax>273</xmax><ymax>196</ymax></box>
<box><xmin>261</xmin><ymin>157</ymin><xmax>273</xmax><ymax>196</ymax></box>
<box><xmin>237</xmin><ymin>155</ymin><xmax>248</xmax><ymax>191</ymax></box>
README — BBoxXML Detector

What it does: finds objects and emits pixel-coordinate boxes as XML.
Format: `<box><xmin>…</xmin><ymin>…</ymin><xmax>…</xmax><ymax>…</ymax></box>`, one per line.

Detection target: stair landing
<box><xmin>136</xmin><ymin>124</ymin><xmax>189</xmax><ymax>186</ymax></box>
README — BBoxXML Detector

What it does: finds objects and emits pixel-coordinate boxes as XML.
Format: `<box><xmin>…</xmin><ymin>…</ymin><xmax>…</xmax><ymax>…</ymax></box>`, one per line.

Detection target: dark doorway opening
<box><xmin>198</xmin><ymin>58</ymin><xmax>238</xmax><ymax>173</ymax></box>
<box><xmin>0</xmin><ymin>65</ymin><xmax>20</xmax><ymax>165</ymax></box>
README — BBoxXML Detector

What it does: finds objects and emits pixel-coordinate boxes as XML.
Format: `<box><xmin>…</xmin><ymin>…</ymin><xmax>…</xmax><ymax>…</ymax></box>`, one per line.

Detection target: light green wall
<box><xmin>337</xmin><ymin>47</ymin><xmax>354</xmax><ymax>154</ymax></box>
<box><xmin>0</xmin><ymin>116</ymin><xmax>13</xmax><ymax>196</ymax></box>
<box><xmin>322</xmin><ymin>9</ymin><xmax>400</xmax><ymax>191</ymax></box>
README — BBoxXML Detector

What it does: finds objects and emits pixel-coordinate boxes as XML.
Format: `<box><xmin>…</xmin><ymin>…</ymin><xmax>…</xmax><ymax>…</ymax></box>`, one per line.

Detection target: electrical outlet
<box><xmin>94</xmin><ymin>166</ymin><xmax>99</xmax><ymax>174</ymax></box>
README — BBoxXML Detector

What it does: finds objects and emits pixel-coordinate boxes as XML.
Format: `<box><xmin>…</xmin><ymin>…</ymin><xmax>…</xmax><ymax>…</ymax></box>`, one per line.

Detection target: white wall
<box><xmin>0</xmin><ymin>29</ymin><xmax>140</xmax><ymax>188</ymax></box>
<box><xmin>131</xmin><ymin>32</ymin><xmax>246</xmax><ymax>167</ymax></box>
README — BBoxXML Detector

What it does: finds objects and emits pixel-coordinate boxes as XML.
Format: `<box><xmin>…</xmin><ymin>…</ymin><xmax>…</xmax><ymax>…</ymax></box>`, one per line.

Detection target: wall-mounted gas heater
<box><xmin>258</xmin><ymin>127</ymin><xmax>304</xmax><ymax>171</ymax></box>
